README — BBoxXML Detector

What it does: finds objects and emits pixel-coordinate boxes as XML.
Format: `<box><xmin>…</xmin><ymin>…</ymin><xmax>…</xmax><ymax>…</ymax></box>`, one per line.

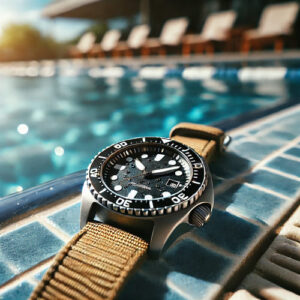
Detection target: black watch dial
<box><xmin>87</xmin><ymin>137</ymin><xmax>207</xmax><ymax>216</ymax></box>
<box><xmin>102</xmin><ymin>144</ymin><xmax>191</xmax><ymax>200</ymax></box>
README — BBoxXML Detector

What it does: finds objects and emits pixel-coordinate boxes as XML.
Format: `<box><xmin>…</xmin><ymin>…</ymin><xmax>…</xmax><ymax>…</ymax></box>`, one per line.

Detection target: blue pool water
<box><xmin>0</xmin><ymin>64</ymin><xmax>298</xmax><ymax>197</ymax></box>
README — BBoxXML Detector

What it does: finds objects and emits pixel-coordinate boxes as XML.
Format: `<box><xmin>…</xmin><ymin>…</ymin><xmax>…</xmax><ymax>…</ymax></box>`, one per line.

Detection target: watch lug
<box><xmin>80</xmin><ymin>181</ymin><xmax>98</xmax><ymax>228</ymax></box>
<box><xmin>149</xmin><ymin>208</ymin><xmax>190</xmax><ymax>258</ymax></box>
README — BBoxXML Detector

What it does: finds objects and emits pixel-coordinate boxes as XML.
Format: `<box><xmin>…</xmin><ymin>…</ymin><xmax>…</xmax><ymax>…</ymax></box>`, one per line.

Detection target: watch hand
<box><xmin>148</xmin><ymin>166</ymin><xmax>180</xmax><ymax>177</ymax></box>
<box><xmin>135</xmin><ymin>158</ymin><xmax>145</xmax><ymax>171</ymax></box>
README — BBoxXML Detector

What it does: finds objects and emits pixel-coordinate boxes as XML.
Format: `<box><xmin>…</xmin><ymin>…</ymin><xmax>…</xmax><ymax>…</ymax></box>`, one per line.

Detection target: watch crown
<box><xmin>189</xmin><ymin>204</ymin><xmax>211</xmax><ymax>227</ymax></box>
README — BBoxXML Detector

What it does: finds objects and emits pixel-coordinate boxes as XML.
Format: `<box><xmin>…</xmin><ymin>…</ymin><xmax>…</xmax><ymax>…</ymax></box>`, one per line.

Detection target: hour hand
<box><xmin>147</xmin><ymin>166</ymin><xmax>180</xmax><ymax>177</ymax></box>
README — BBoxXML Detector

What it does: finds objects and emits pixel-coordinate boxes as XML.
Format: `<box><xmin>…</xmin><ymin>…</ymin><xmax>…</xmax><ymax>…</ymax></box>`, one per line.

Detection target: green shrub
<box><xmin>0</xmin><ymin>23</ymin><xmax>67</xmax><ymax>61</ymax></box>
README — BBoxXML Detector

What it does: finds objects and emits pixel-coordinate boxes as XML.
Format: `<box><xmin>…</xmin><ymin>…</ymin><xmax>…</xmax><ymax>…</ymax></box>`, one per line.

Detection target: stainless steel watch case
<box><xmin>80</xmin><ymin>158</ymin><xmax>214</xmax><ymax>258</ymax></box>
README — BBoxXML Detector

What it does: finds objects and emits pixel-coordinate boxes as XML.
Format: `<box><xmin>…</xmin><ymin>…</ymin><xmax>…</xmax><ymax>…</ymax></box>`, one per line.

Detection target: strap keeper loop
<box><xmin>169</xmin><ymin>123</ymin><xmax>227</xmax><ymax>154</ymax></box>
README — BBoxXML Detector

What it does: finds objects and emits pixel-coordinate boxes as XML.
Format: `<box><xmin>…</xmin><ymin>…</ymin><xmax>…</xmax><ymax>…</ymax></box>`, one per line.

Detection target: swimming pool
<box><xmin>0</xmin><ymin>62</ymin><xmax>299</xmax><ymax>197</ymax></box>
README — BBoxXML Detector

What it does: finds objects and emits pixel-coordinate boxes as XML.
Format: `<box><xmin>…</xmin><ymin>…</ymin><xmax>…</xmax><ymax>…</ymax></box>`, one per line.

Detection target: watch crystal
<box><xmin>87</xmin><ymin>137</ymin><xmax>206</xmax><ymax>216</ymax></box>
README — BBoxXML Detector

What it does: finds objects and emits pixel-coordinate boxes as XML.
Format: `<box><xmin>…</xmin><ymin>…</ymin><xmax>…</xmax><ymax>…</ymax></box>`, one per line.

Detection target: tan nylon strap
<box><xmin>169</xmin><ymin>123</ymin><xmax>225</xmax><ymax>163</ymax></box>
<box><xmin>30</xmin><ymin>222</ymin><xmax>148</xmax><ymax>300</ymax></box>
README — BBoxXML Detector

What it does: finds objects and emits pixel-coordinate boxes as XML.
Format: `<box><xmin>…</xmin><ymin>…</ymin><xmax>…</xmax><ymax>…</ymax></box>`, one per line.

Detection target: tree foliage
<box><xmin>0</xmin><ymin>23</ymin><xmax>66</xmax><ymax>61</ymax></box>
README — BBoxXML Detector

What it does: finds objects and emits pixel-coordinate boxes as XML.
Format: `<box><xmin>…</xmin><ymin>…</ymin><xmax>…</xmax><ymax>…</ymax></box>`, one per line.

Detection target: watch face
<box><xmin>87</xmin><ymin>137</ymin><xmax>207</xmax><ymax>216</ymax></box>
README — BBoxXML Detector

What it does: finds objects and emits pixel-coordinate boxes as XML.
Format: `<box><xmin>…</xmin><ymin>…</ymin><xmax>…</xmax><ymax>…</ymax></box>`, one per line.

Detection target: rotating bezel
<box><xmin>86</xmin><ymin>137</ymin><xmax>208</xmax><ymax>217</ymax></box>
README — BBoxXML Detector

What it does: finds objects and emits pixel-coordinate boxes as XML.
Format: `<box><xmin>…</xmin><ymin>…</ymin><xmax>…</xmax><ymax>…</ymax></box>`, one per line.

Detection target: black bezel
<box><xmin>86</xmin><ymin>137</ymin><xmax>207</xmax><ymax>217</ymax></box>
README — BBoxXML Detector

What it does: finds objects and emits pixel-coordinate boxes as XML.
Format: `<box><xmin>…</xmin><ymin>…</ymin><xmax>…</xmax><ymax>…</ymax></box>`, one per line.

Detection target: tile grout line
<box><xmin>166</xmin><ymin>278</ymin><xmax>195</xmax><ymax>300</ymax></box>
<box><xmin>189</xmin><ymin>231</ymin><xmax>239</xmax><ymax>260</ymax></box>
<box><xmin>252</xmin><ymin>136</ymin><xmax>300</xmax><ymax>170</ymax></box>
<box><xmin>38</xmin><ymin>217</ymin><xmax>71</xmax><ymax>243</ymax></box>
<box><xmin>279</xmin><ymin>152</ymin><xmax>300</xmax><ymax>163</ymax></box>
<box><xmin>215</xmin><ymin>135</ymin><xmax>300</xmax><ymax>197</ymax></box>
<box><xmin>260</xmin><ymin>166</ymin><xmax>300</xmax><ymax>182</ymax></box>
<box><xmin>0</xmin><ymin>197</ymin><xmax>81</xmax><ymax>236</ymax></box>
<box><xmin>213</xmin><ymin>202</ymin><xmax>267</xmax><ymax>229</ymax></box>
<box><xmin>243</xmin><ymin>182</ymin><xmax>292</xmax><ymax>202</ymax></box>
<box><xmin>212</xmin><ymin>136</ymin><xmax>300</xmax><ymax>228</ymax></box>
<box><xmin>0</xmin><ymin>258</ymin><xmax>53</xmax><ymax>294</ymax></box>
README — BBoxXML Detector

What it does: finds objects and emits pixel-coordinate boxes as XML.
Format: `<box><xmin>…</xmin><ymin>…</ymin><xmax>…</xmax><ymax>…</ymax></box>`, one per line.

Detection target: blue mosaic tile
<box><xmin>285</xmin><ymin>147</ymin><xmax>300</xmax><ymax>158</ymax></box>
<box><xmin>164</xmin><ymin>289</ymin><xmax>187</xmax><ymax>300</ymax></box>
<box><xmin>0</xmin><ymin>281</ymin><xmax>33</xmax><ymax>300</ymax></box>
<box><xmin>0</xmin><ymin>222</ymin><xmax>64</xmax><ymax>278</ymax></box>
<box><xmin>121</xmin><ymin>239</ymin><xmax>233</xmax><ymax>300</ymax></box>
<box><xmin>267</xmin><ymin>156</ymin><xmax>300</xmax><ymax>178</ymax></box>
<box><xmin>216</xmin><ymin>184</ymin><xmax>286</xmax><ymax>225</ymax></box>
<box><xmin>231</xmin><ymin>141</ymin><xmax>278</xmax><ymax>162</ymax></box>
<box><xmin>163</xmin><ymin>239</ymin><xmax>233</xmax><ymax>299</ymax></box>
<box><xmin>228</xmin><ymin>134</ymin><xmax>249</xmax><ymax>148</ymax></box>
<box><xmin>0</xmin><ymin>261</ymin><xmax>15</xmax><ymax>285</ymax></box>
<box><xmin>280</xmin><ymin>115</ymin><xmax>300</xmax><ymax>136</ymax></box>
<box><xmin>166</xmin><ymin>271</ymin><xmax>215</xmax><ymax>300</ymax></box>
<box><xmin>47</xmin><ymin>202</ymin><xmax>80</xmax><ymax>236</ymax></box>
<box><xmin>122</xmin><ymin>259</ymin><xmax>171</xmax><ymax>297</ymax></box>
<box><xmin>246</xmin><ymin>169</ymin><xmax>300</xmax><ymax>198</ymax></box>
<box><xmin>210</xmin><ymin>152</ymin><xmax>252</xmax><ymax>179</ymax></box>
<box><xmin>255</xmin><ymin>127</ymin><xmax>297</xmax><ymax>145</ymax></box>
<box><xmin>118</xmin><ymin>269</ymin><xmax>168</xmax><ymax>300</ymax></box>
<box><xmin>194</xmin><ymin>209</ymin><xmax>261</xmax><ymax>255</ymax></box>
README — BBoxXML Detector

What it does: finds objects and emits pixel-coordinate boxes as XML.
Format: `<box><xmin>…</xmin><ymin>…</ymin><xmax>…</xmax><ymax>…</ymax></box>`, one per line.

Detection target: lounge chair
<box><xmin>112</xmin><ymin>24</ymin><xmax>150</xmax><ymax>57</ymax></box>
<box><xmin>182</xmin><ymin>10</ymin><xmax>237</xmax><ymax>55</ymax></box>
<box><xmin>89</xmin><ymin>29</ymin><xmax>121</xmax><ymax>57</ymax></box>
<box><xmin>141</xmin><ymin>17</ymin><xmax>189</xmax><ymax>56</ymax></box>
<box><xmin>69</xmin><ymin>32</ymin><xmax>96</xmax><ymax>58</ymax></box>
<box><xmin>242</xmin><ymin>2</ymin><xmax>299</xmax><ymax>53</ymax></box>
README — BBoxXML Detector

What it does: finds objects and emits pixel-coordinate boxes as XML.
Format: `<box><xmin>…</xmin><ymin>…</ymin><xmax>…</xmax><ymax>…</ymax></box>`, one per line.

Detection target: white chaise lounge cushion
<box><xmin>246</xmin><ymin>2</ymin><xmax>299</xmax><ymax>38</ymax></box>
<box><xmin>77</xmin><ymin>32</ymin><xmax>96</xmax><ymax>53</ymax></box>
<box><xmin>201</xmin><ymin>10</ymin><xmax>237</xmax><ymax>41</ymax></box>
<box><xmin>183</xmin><ymin>10</ymin><xmax>236</xmax><ymax>44</ymax></box>
<box><xmin>160</xmin><ymin>17</ymin><xmax>189</xmax><ymax>46</ymax></box>
<box><xmin>128</xmin><ymin>24</ymin><xmax>150</xmax><ymax>49</ymax></box>
<box><xmin>101</xmin><ymin>29</ymin><xmax>121</xmax><ymax>52</ymax></box>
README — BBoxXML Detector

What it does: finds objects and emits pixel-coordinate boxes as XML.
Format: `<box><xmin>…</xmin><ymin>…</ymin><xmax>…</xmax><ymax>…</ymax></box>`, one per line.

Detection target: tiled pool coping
<box><xmin>3</xmin><ymin>61</ymin><xmax>300</xmax><ymax>82</ymax></box>
<box><xmin>0</xmin><ymin>104</ymin><xmax>300</xmax><ymax>299</ymax></box>
<box><xmin>4</xmin><ymin>51</ymin><xmax>300</xmax><ymax>81</ymax></box>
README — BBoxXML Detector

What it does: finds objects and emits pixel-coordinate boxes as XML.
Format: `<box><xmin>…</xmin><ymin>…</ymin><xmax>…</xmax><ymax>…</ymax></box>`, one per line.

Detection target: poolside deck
<box><xmin>0</xmin><ymin>103</ymin><xmax>300</xmax><ymax>299</ymax></box>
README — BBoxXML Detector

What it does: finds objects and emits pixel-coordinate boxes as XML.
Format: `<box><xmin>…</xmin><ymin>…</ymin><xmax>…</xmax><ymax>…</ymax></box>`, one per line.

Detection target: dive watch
<box><xmin>30</xmin><ymin>123</ymin><xmax>229</xmax><ymax>300</ymax></box>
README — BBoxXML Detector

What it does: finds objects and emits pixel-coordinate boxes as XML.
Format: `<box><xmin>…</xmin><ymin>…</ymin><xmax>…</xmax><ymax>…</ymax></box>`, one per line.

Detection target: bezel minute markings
<box><xmin>87</xmin><ymin>137</ymin><xmax>207</xmax><ymax>217</ymax></box>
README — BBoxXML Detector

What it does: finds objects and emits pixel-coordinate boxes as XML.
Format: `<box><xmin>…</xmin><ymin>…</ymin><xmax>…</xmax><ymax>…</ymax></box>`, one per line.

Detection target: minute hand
<box><xmin>150</xmin><ymin>166</ymin><xmax>180</xmax><ymax>176</ymax></box>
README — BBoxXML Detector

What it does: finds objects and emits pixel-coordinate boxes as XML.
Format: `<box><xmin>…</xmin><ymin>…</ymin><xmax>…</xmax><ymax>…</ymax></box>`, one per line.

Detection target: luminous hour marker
<box><xmin>114</xmin><ymin>185</ymin><xmax>122</xmax><ymax>192</ymax></box>
<box><xmin>111</xmin><ymin>175</ymin><xmax>118</xmax><ymax>181</ymax></box>
<box><xmin>154</xmin><ymin>154</ymin><xmax>165</xmax><ymax>161</ymax></box>
<box><xmin>168</xmin><ymin>160</ymin><xmax>176</xmax><ymax>165</ymax></box>
<box><xmin>145</xmin><ymin>195</ymin><xmax>153</xmax><ymax>200</ymax></box>
<box><xmin>114</xmin><ymin>164</ymin><xmax>126</xmax><ymax>170</ymax></box>
<box><xmin>141</xmin><ymin>154</ymin><xmax>148</xmax><ymax>159</ymax></box>
<box><xmin>127</xmin><ymin>190</ymin><xmax>138</xmax><ymax>199</ymax></box>
<box><xmin>162</xmin><ymin>191</ymin><xmax>171</xmax><ymax>197</ymax></box>
<box><xmin>175</xmin><ymin>170</ymin><xmax>183</xmax><ymax>176</ymax></box>
<box><xmin>126</xmin><ymin>157</ymin><xmax>133</xmax><ymax>162</ymax></box>
<box><xmin>135</xmin><ymin>158</ymin><xmax>145</xmax><ymax>171</ymax></box>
